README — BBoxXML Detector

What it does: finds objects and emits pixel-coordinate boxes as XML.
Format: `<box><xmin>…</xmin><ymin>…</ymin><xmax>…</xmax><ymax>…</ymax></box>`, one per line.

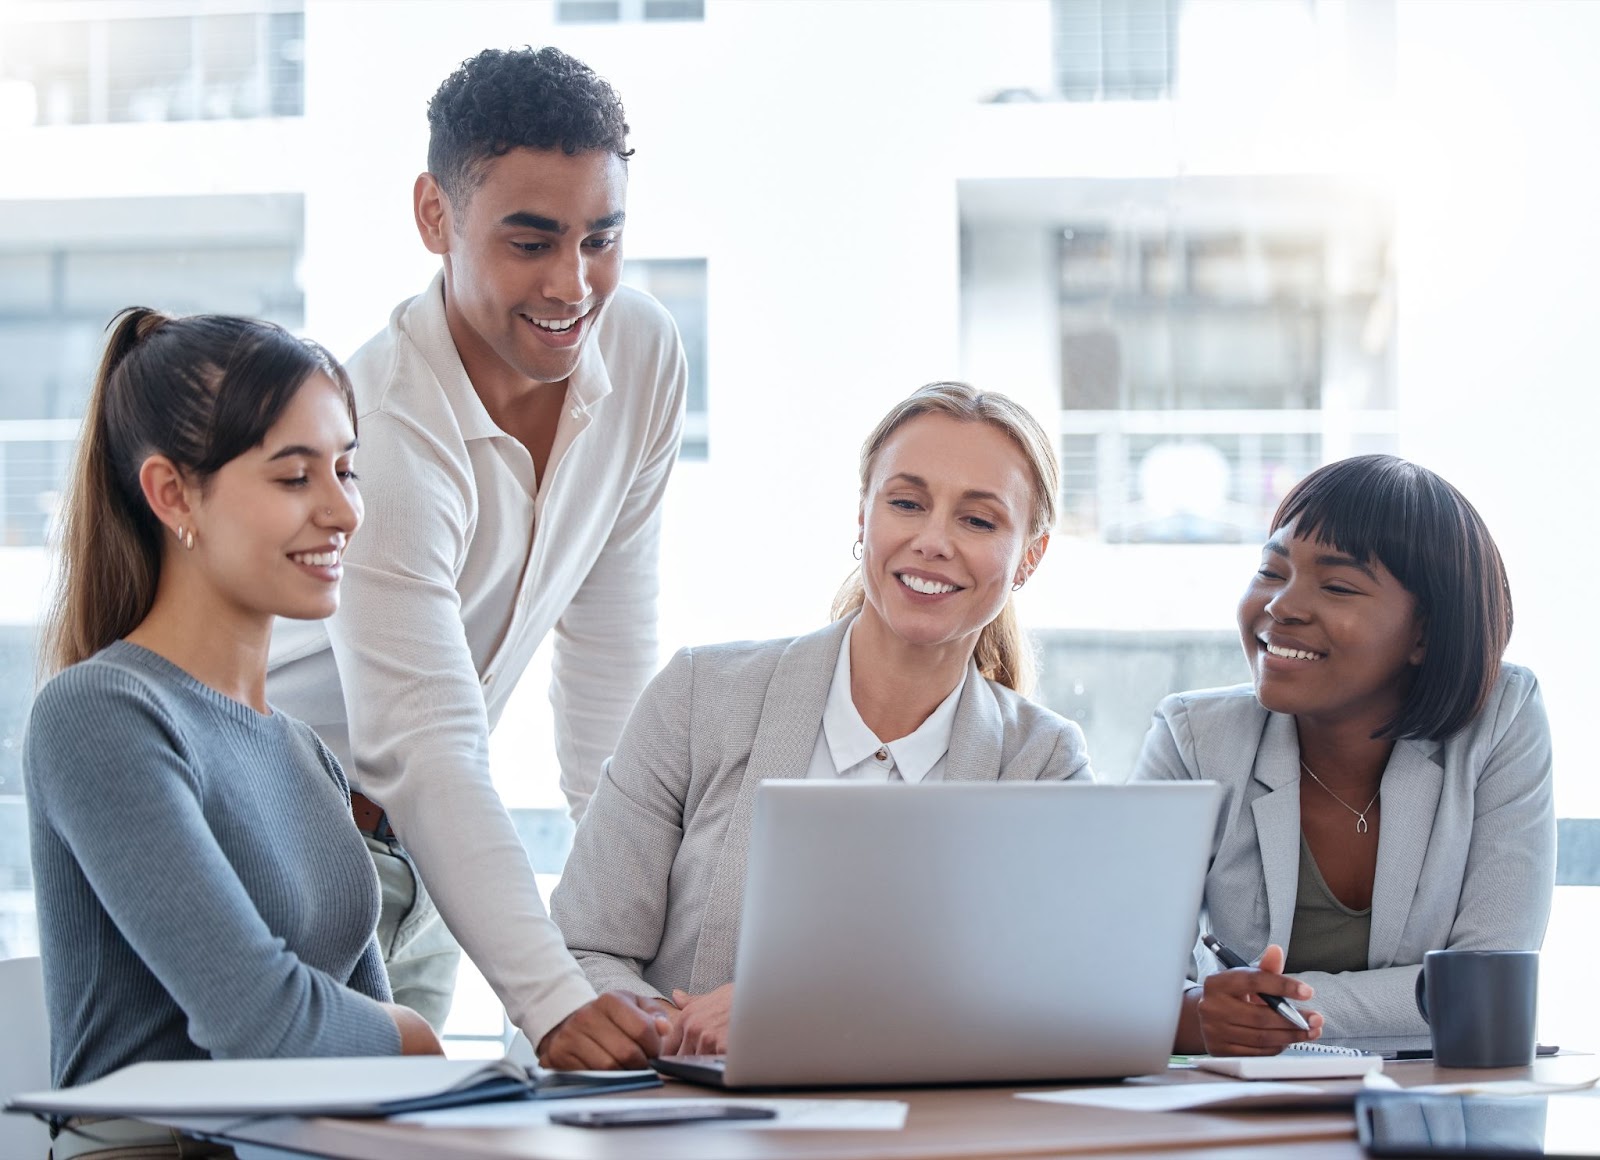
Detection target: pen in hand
<box><xmin>1201</xmin><ymin>933</ymin><xmax>1312</xmax><ymax>1033</ymax></box>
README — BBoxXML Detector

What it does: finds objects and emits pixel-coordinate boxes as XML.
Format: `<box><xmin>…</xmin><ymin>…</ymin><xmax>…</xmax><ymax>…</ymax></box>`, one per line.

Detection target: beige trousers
<box><xmin>365</xmin><ymin>835</ymin><xmax>461</xmax><ymax>1030</ymax></box>
<box><xmin>49</xmin><ymin>1117</ymin><xmax>234</xmax><ymax>1160</ymax></box>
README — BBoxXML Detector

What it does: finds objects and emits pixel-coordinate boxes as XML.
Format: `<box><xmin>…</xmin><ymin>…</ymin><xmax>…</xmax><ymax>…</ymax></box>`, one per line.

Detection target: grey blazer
<box><xmin>1132</xmin><ymin>664</ymin><xmax>1554</xmax><ymax>1038</ymax></box>
<box><xmin>550</xmin><ymin>616</ymin><xmax>1093</xmax><ymax>999</ymax></box>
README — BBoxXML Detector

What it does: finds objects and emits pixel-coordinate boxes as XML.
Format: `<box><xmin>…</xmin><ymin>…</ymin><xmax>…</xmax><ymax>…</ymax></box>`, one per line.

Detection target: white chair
<box><xmin>0</xmin><ymin>956</ymin><xmax>51</xmax><ymax>1160</ymax></box>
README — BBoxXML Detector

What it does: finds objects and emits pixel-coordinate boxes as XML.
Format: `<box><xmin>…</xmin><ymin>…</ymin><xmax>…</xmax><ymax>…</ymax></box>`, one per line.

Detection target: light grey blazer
<box><xmin>1132</xmin><ymin>664</ymin><xmax>1554</xmax><ymax>1039</ymax></box>
<box><xmin>549</xmin><ymin>616</ymin><xmax>1093</xmax><ymax>999</ymax></box>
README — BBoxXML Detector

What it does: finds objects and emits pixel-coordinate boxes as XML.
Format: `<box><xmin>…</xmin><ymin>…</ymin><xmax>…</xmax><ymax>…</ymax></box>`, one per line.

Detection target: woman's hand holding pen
<box><xmin>1194</xmin><ymin>944</ymin><xmax>1325</xmax><ymax>1056</ymax></box>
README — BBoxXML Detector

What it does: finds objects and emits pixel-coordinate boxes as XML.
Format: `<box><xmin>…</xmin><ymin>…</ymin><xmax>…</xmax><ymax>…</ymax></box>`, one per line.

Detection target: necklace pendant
<box><xmin>1356</xmin><ymin>814</ymin><xmax>1369</xmax><ymax>834</ymax></box>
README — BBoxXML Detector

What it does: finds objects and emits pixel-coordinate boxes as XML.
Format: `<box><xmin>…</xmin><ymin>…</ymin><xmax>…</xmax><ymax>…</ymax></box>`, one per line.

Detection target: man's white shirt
<box><xmin>269</xmin><ymin>271</ymin><xmax>687</xmax><ymax>1042</ymax></box>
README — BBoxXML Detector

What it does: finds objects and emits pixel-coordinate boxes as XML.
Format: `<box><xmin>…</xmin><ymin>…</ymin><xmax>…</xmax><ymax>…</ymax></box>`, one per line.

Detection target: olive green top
<box><xmin>1284</xmin><ymin>835</ymin><xmax>1372</xmax><ymax>976</ymax></box>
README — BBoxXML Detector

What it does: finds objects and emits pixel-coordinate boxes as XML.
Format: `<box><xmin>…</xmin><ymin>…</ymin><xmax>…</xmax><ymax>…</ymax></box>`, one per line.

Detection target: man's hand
<box><xmin>537</xmin><ymin>991</ymin><xmax>675</xmax><ymax>1070</ymax></box>
<box><xmin>663</xmin><ymin>984</ymin><xmax>735</xmax><ymax>1056</ymax></box>
<box><xmin>1196</xmin><ymin>943</ymin><xmax>1325</xmax><ymax>1056</ymax></box>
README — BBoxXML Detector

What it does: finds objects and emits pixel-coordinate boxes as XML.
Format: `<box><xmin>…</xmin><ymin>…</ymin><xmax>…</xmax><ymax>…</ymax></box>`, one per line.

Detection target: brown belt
<box><xmin>350</xmin><ymin>791</ymin><xmax>395</xmax><ymax>841</ymax></box>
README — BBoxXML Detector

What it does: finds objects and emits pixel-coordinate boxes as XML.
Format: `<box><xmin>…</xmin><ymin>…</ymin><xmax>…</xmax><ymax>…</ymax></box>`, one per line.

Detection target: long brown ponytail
<box><xmin>38</xmin><ymin>308</ymin><xmax>354</xmax><ymax>678</ymax></box>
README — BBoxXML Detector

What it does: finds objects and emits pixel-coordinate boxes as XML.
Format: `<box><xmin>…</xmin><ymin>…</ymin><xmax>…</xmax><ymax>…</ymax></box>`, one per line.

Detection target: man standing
<box><xmin>270</xmin><ymin>47</ymin><xmax>683</xmax><ymax>1067</ymax></box>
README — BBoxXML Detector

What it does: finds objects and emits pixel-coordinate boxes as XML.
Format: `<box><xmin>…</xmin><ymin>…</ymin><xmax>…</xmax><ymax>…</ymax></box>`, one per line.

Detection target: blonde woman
<box><xmin>551</xmin><ymin>382</ymin><xmax>1092</xmax><ymax>1055</ymax></box>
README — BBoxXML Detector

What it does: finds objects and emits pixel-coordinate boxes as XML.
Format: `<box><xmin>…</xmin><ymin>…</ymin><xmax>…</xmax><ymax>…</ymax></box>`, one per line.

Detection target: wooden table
<box><xmin>174</xmin><ymin>1055</ymin><xmax>1600</xmax><ymax>1160</ymax></box>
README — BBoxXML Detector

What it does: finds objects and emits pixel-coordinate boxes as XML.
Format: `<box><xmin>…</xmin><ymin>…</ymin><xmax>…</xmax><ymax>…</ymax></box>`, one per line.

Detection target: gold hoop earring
<box><xmin>852</xmin><ymin>540</ymin><xmax>863</xmax><ymax>561</ymax></box>
<box><xmin>183</xmin><ymin>527</ymin><xmax>196</xmax><ymax>551</ymax></box>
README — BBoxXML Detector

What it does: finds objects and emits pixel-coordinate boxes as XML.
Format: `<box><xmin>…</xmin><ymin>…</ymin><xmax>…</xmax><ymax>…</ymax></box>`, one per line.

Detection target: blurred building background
<box><xmin>1</xmin><ymin>0</ymin><xmax>1595</xmax><ymax>1052</ymax></box>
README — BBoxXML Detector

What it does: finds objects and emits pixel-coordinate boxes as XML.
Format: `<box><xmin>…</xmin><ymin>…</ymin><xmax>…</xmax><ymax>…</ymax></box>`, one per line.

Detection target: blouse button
<box><xmin>874</xmin><ymin>747</ymin><xmax>889</xmax><ymax>762</ymax></box>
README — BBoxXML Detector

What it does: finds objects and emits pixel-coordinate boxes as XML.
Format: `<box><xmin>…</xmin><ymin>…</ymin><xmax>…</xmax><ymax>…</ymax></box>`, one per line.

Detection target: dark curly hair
<box><xmin>427</xmin><ymin>46</ymin><xmax>632</xmax><ymax>206</ymax></box>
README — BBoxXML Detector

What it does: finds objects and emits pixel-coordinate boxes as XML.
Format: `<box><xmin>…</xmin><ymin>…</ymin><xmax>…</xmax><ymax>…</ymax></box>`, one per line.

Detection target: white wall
<box><xmin>1394</xmin><ymin>0</ymin><xmax>1600</xmax><ymax>816</ymax></box>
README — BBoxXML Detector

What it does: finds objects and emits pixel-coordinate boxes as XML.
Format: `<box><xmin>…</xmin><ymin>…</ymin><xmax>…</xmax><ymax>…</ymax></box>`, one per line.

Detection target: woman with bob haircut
<box><xmin>1135</xmin><ymin>454</ymin><xmax>1553</xmax><ymax>1055</ymax></box>
<box><xmin>550</xmin><ymin>382</ymin><xmax>1093</xmax><ymax>1054</ymax></box>
<box><xmin>27</xmin><ymin>309</ymin><xmax>442</xmax><ymax>1159</ymax></box>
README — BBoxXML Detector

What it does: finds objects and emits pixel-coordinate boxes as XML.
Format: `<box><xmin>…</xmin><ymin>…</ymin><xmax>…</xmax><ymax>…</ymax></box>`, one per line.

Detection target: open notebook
<box><xmin>1197</xmin><ymin>1041</ymin><xmax>1385</xmax><ymax>1080</ymax></box>
<box><xmin>7</xmin><ymin>1057</ymin><xmax>660</xmax><ymax>1119</ymax></box>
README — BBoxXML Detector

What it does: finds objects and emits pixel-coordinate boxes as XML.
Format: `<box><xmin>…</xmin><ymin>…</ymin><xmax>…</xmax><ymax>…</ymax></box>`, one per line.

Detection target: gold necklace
<box><xmin>1299</xmin><ymin>760</ymin><xmax>1381</xmax><ymax>834</ymax></box>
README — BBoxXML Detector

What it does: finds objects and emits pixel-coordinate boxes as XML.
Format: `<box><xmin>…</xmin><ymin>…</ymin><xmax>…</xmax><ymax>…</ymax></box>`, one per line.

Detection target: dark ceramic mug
<box><xmin>1414</xmin><ymin>949</ymin><xmax>1538</xmax><ymax>1068</ymax></box>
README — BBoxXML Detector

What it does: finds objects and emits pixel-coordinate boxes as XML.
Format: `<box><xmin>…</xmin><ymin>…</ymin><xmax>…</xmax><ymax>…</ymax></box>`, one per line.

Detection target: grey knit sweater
<box><xmin>25</xmin><ymin>641</ymin><xmax>401</xmax><ymax>1088</ymax></box>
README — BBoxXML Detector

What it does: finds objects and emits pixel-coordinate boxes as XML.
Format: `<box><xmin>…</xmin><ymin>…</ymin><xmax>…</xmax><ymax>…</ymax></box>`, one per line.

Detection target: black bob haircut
<box><xmin>1270</xmin><ymin>454</ymin><xmax>1512</xmax><ymax>743</ymax></box>
<box><xmin>426</xmin><ymin>46</ymin><xmax>632</xmax><ymax>207</ymax></box>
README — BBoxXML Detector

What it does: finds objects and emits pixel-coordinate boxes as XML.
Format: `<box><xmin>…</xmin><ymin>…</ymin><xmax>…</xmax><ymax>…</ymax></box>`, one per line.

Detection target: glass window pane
<box><xmin>643</xmin><ymin>0</ymin><xmax>704</xmax><ymax>20</ymax></box>
<box><xmin>1053</xmin><ymin>0</ymin><xmax>1177</xmax><ymax>102</ymax></box>
<box><xmin>267</xmin><ymin>11</ymin><xmax>305</xmax><ymax>117</ymax></box>
<box><xmin>106</xmin><ymin>17</ymin><xmax>196</xmax><ymax>123</ymax></box>
<box><xmin>622</xmin><ymin>259</ymin><xmax>708</xmax><ymax>460</ymax></box>
<box><xmin>0</xmin><ymin>625</ymin><xmax>37</xmax><ymax>961</ymax></box>
<box><xmin>0</xmin><ymin>21</ymin><xmax>90</xmax><ymax>126</ymax></box>
<box><xmin>200</xmin><ymin>14</ymin><xmax>261</xmax><ymax>120</ymax></box>
<box><xmin>555</xmin><ymin>1</ymin><xmax>622</xmax><ymax>23</ymax></box>
<box><xmin>62</xmin><ymin>245</ymin><xmax>303</xmax><ymax>322</ymax></box>
<box><xmin>0</xmin><ymin>319</ymin><xmax>101</xmax><ymax>421</ymax></box>
<box><xmin>0</xmin><ymin>255</ymin><xmax>53</xmax><ymax>314</ymax></box>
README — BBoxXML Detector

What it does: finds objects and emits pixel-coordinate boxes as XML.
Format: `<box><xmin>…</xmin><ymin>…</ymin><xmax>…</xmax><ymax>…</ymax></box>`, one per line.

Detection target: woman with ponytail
<box><xmin>550</xmin><ymin>382</ymin><xmax>1092</xmax><ymax>1055</ymax></box>
<box><xmin>27</xmin><ymin>310</ymin><xmax>438</xmax><ymax>1159</ymax></box>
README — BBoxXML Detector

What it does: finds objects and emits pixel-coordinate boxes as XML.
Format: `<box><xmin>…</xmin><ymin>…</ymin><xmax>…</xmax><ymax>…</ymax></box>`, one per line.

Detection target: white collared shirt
<box><xmin>806</xmin><ymin>620</ymin><xmax>966</xmax><ymax>783</ymax></box>
<box><xmin>267</xmin><ymin>272</ymin><xmax>686</xmax><ymax>1045</ymax></box>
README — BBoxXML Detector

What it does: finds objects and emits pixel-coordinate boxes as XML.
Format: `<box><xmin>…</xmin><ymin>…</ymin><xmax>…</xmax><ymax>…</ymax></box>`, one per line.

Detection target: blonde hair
<box><xmin>829</xmin><ymin>382</ymin><xmax>1060</xmax><ymax>692</ymax></box>
<box><xmin>40</xmin><ymin>308</ymin><xmax>353</xmax><ymax>679</ymax></box>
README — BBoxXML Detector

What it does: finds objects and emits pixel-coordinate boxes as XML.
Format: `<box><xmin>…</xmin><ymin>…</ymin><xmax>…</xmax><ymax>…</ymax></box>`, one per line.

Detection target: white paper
<box><xmin>393</xmin><ymin>1096</ymin><xmax>909</xmax><ymax>1130</ymax></box>
<box><xmin>1407</xmin><ymin>1076</ymin><xmax>1600</xmax><ymax>1098</ymax></box>
<box><xmin>1018</xmin><ymin>1081</ymin><xmax>1352</xmax><ymax>1112</ymax></box>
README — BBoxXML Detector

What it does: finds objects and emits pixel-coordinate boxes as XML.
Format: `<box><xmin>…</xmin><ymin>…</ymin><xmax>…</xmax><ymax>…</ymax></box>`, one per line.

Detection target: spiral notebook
<box><xmin>1197</xmin><ymin>1041</ymin><xmax>1385</xmax><ymax>1080</ymax></box>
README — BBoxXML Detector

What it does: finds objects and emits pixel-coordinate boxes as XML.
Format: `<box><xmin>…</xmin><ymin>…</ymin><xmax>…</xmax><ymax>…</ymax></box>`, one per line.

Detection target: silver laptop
<box><xmin>655</xmin><ymin>780</ymin><xmax>1221</xmax><ymax>1088</ymax></box>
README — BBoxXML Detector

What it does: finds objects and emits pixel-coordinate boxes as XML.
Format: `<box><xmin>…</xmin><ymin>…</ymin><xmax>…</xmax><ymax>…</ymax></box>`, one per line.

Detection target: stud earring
<box><xmin>852</xmin><ymin>540</ymin><xmax>864</xmax><ymax>561</ymax></box>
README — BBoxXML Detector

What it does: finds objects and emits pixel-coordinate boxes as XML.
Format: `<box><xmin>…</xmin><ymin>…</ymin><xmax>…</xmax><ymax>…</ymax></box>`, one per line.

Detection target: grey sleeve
<box><xmin>1038</xmin><ymin>718</ymin><xmax>1094</xmax><ymax>782</ymax></box>
<box><xmin>348</xmin><ymin>938</ymin><xmax>394</xmax><ymax>1005</ymax></box>
<box><xmin>1130</xmin><ymin>695</ymin><xmax>1197</xmax><ymax>783</ymax></box>
<box><xmin>550</xmin><ymin>648</ymin><xmax>698</xmax><ymax>1000</ymax></box>
<box><xmin>27</xmin><ymin>674</ymin><xmax>400</xmax><ymax>1058</ymax></box>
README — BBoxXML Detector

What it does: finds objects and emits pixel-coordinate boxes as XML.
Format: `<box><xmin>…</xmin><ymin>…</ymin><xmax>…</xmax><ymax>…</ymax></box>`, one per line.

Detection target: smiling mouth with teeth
<box><xmin>898</xmin><ymin>573</ymin><xmax>960</xmax><ymax>596</ymax></box>
<box><xmin>290</xmin><ymin>550</ymin><xmax>341</xmax><ymax>568</ymax></box>
<box><xmin>1260</xmin><ymin>637</ymin><xmax>1325</xmax><ymax>661</ymax></box>
<box><xmin>523</xmin><ymin>313</ymin><xmax>582</xmax><ymax>332</ymax></box>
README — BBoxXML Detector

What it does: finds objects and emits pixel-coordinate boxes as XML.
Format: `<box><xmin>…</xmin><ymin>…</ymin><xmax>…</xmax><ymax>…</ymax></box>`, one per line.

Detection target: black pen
<box><xmin>1201</xmin><ymin>933</ymin><xmax>1312</xmax><ymax>1032</ymax></box>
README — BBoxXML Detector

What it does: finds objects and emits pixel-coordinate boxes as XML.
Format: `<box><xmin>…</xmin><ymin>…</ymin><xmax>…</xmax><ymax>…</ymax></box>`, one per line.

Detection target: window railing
<box><xmin>0</xmin><ymin>5</ymin><xmax>304</xmax><ymax>127</ymax></box>
<box><xmin>1058</xmin><ymin>408</ymin><xmax>1399</xmax><ymax>543</ymax></box>
<box><xmin>0</xmin><ymin>420</ymin><xmax>78</xmax><ymax>548</ymax></box>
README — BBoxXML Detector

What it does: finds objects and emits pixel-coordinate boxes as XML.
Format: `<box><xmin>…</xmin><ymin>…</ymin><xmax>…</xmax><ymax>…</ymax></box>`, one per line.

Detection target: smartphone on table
<box><xmin>550</xmin><ymin>1104</ymin><xmax>778</xmax><ymax>1129</ymax></box>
